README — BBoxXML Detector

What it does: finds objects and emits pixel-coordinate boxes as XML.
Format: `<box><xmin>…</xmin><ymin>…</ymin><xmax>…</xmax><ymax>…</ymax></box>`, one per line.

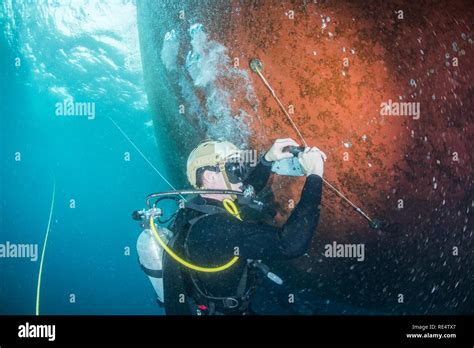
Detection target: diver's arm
<box><xmin>237</xmin><ymin>174</ymin><xmax>323</xmax><ymax>259</ymax></box>
<box><xmin>277</xmin><ymin>174</ymin><xmax>323</xmax><ymax>257</ymax></box>
<box><xmin>244</xmin><ymin>138</ymin><xmax>300</xmax><ymax>193</ymax></box>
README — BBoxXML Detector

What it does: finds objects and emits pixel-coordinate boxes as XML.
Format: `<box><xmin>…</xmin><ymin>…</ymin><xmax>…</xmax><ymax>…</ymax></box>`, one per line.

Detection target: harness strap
<box><xmin>185</xmin><ymin>202</ymin><xmax>227</xmax><ymax>216</ymax></box>
<box><xmin>139</xmin><ymin>259</ymin><xmax>163</xmax><ymax>278</ymax></box>
<box><xmin>235</xmin><ymin>261</ymin><xmax>249</xmax><ymax>297</ymax></box>
<box><xmin>187</xmin><ymin>213</ymin><xmax>211</xmax><ymax>228</ymax></box>
<box><xmin>180</xmin><ymin>202</ymin><xmax>255</xmax><ymax>314</ymax></box>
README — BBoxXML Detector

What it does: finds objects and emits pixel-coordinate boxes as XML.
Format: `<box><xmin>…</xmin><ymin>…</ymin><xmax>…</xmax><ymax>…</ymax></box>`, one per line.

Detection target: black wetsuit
<box><xmin>163</xmin><ymin>157</ymin><xmax>323</xmax><ymax>315</ymax></box>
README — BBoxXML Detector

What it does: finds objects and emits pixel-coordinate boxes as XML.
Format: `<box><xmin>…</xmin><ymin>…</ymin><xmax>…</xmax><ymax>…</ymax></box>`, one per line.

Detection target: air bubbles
<box><xmin>343</xmin><ymin>140</ymin><xmax>352</xmax><ymax>148</ymax></box>
<box><xmin>321</xmin><ymin>15</ymin><xmax>328</xmax><ymax>31</ymax></box>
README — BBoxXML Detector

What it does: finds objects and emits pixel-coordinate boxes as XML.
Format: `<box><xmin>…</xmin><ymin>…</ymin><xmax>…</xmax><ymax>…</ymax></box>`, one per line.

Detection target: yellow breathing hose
<box><xmin>223</xmin><ymin>198</ymin><xmax>242</xmax><ymax>221</ymax></box>
<box><xmin>149</xmin><ymin>202</ymin><xmax>241</xmax><ymax>272</ymax></box>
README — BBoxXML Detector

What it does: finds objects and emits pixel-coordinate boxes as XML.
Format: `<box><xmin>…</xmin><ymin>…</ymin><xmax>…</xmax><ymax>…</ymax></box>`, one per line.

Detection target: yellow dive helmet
<box><xmin>187</xmin><ymin>140</ymin><xmax>244</xmax><ymax>190</ymax></box>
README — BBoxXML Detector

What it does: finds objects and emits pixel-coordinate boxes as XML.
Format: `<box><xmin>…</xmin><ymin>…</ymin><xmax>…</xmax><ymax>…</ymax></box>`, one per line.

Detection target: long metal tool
<box><xmin>249</xmin><ymin>58</ymin><xmax>381</xmax><ymax>228</ymax></box>
<box><xmin>250</xmin><ymin>59</ymin><xmax>308</xmax><ymax>148</ymax></box>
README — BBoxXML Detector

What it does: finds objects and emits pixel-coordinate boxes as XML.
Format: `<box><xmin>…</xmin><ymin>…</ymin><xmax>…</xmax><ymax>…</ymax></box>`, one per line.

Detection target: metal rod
<box><xmin>322</xmin><ymin>180</ymin><xmax>374</xmax><ymax>223</ymax></box>
<box><xmin>254</xmin><ymin>69</ymin><xmax>308</xmax><ymax>147</ymax></box>
<box><xmin>250</xmin><ymin>58</ymin><xmax>375</xmax><ymax>224</ymax></box>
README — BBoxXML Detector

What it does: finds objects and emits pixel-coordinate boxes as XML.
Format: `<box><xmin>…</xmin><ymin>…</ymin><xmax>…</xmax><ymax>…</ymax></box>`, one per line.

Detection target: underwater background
<box><xmin>1</xmin><ymin>0</ymin><xmax>472</xmax><ymax>315</ymax></box>
<box><xmin>1</xmin><ymin>0</ymin><xmax>168</xmax><ymax>314</ymax></box>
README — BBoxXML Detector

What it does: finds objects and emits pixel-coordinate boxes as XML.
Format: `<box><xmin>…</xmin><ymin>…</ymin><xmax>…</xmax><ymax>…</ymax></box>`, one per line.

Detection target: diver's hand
<box><xmin>264</xmin><ymin>138</ymin><xmax>299</xmax><ymax>162</ymax></box>
<box><xmin>298</xmin><ymin>147</ymin><xmax>327</xmax><ymax>177</ymax></box>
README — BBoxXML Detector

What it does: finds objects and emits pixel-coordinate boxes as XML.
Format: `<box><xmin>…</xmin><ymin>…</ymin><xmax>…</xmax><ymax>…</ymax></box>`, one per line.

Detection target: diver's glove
<box><xmin>264</xmin><ymin>138</ymin><xmax>299</xmax><ymax>162</ymax></box>
<box><xmin>298</xmin><ymin>147</ymin><xmax>327</xmax><ymax>177</ymax></box>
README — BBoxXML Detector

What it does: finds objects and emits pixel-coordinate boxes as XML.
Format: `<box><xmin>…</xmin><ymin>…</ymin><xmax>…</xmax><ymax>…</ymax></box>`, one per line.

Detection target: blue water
<box><xmin>0</xmin><ymin>1</ymin><xmax>406</xmax><ymax>316</ymax></box>
<box><xmin>4</xmin><ymin>1</ymin><xmax>467</xmax><ymax>317</ymax></box>
<box><xmin>1</xmin><ymin>1</ymin><xmax>174</xmax><ymax>314</ymax></box>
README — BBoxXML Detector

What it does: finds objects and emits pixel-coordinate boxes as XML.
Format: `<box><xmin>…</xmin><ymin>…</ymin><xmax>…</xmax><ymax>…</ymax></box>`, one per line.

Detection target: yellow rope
<box><xmin>36</xmin><ymin>176</ymin><xmax>56</xmax><ymax>315</ymax></box>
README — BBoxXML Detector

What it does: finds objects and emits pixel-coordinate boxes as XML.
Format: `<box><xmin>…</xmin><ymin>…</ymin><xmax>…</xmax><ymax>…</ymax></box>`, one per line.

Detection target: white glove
<box><xmin>298</xmin><ymin>147</ymin><xmax>327</xmax><ymax>177</ymax></box>
<box><xmin>264</xmin><ymin>138</ymin><xmax>299</xmax><ymax>162</ymax></box>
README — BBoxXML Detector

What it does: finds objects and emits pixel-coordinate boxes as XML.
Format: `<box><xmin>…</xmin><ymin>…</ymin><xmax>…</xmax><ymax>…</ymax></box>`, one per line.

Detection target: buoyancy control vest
<box><xmin>167</xmin><ymin>201</ymin><xmax>260</xmax><ymax>315</ymax></box>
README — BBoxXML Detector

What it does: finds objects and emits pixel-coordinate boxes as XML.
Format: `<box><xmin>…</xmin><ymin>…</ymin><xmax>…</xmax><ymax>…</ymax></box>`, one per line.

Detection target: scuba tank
<box><xmin>133</xmin><ymin>189</ymin><xmax>284</xmax><ymax>312</ymax></box>
<box><xmin>136</xmin><ymin>228</ymin><xmax>172</xmax><ymax>304</ymax></box>
<box><xmin>134</xmin><ymin>208</ymin><xmax>173</xmax><ymax>305</ymax></box>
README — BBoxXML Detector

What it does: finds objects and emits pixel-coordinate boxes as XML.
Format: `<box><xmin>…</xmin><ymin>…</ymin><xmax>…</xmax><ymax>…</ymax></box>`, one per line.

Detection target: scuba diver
<box><xmin>156</xmin><ymin>138</ymin><xmax>326</xmax><ymax>315</ymax></box>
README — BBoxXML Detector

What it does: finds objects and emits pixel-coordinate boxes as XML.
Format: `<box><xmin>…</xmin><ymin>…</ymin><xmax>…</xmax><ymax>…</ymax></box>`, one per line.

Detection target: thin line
<box><xmin>107</xmin><ymin>116</ymin><xmax>186</xmax><ymax>201</ymax></box>
<box><xmin>35</xmin><ymin>174</ymin><xmax>56</xmax><ymax>316</ymax></box>
<box><xmin>254</xmin><ymin>66</ymin><xmax>373</xmax><ymax>223</ymax></box>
